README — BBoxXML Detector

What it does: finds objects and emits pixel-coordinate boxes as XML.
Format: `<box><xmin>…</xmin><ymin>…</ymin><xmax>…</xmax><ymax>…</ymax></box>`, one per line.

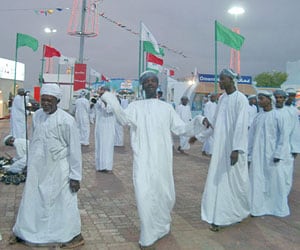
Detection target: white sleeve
<box><xmin>101</xmin><ymin>92</ymin><xmax>136</xmax><ymax>127</ymax></box>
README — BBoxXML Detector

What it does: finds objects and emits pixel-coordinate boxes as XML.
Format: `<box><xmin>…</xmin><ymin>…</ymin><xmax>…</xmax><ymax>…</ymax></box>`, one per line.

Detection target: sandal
<box><xmin>209</xmin><ymin>224</ymin><xmax>220</xmax><ymax>232</ymax></box>
<box><xmin>60</xmin><ymin>234</ymin><xmax>85</xmax><ymax>249</ymax></box>
<box><xmin>0</xmin><ymin>174</ymin><xmax>5</xmax><ymax>182</ymax></box>
<box><xmin>19</xmin><ymin>174</ymin><xmax>26</xmax><ymax>183</ymax></box>
<box><xmin>4</xmin><ymin>175</ymin><xmax>12</xmax><ymax>185</ymax></box>
<box><xmin>12</xmin><ymin>175</ymin><xmax>21</xmax><ymax>185</ymax></box>
<box><xmin>9</xmin><ymin>235</ymin><xmax>25</xmax><ymax>245</ymax></box>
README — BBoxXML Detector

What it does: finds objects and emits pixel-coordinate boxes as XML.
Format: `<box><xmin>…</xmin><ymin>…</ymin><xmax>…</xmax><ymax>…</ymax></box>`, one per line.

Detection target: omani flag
<box><xmin>146</xmin><ymin>53</ymin><xmax>163</xmax><ymax>73</ymax></box>
<box><xmin>141</xmin><ymin>22</ymin><xmax>164</xmax><ymax>56</ymax></box>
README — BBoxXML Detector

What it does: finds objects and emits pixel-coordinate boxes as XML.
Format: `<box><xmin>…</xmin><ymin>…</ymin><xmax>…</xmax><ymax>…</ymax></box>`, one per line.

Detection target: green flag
<box><xmin>16</xmin><ymin>33</ymin><xmax>39</xmax><ymax>51</ymax></box>
<box><xmin>215</xmin><ymin>21</ymin><xmax>245</xmax><ymax>50</ymax></box>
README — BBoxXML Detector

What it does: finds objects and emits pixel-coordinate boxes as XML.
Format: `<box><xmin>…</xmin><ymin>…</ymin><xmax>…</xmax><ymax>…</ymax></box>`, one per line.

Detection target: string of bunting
<box><xmin>0</xmin><ymin>7</ymin><xmax>70</xmax><ymax>15</ymax></box>
<box><xmin>0</xmin><ymin>6</ymin><xmax>187</xmax><ymax>58</ymax></box>
<box><xmin>99</xmin><ymin>12</ymin><xmax>187</xmax><ymax>58</ymax></box>
<box><xmin>33</xmin><ymin>8</ymin><xmax>69</xmax><ymax>16</ymax></box>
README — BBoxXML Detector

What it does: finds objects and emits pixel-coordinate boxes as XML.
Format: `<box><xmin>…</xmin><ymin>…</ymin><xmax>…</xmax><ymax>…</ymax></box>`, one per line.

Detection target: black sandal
<box><xmin>19</xmin><ymin>174</ymin><xmax>26</xmax><ymax>183</ymax></box>
<box><xmin>12</xmin><ymin>175</ymin><xmax>20</xmax><ymax>185</ymax></box>
<box><xmin>4</xmin><ymin>175</ymin><xmax>12</xmax><ymax>185</ymax></box>
<box><xmin>209</xmin><ymin>224</ymin><xmax>220</xmax><ymax>232</ymax></box>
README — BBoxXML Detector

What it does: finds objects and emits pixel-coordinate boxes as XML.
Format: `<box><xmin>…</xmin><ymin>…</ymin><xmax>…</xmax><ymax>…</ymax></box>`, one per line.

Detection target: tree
<box><xmin>254</xmin><ymin>71</ymin><xmax>288</xmax><ymax>88</ymax></box>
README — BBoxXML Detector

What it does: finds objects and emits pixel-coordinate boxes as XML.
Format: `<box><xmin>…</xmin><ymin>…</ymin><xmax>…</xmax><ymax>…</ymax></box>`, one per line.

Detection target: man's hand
<box><xmin>202</xmin><ymin>117</ymin><xmax>212</xmax><ymax>128</ymax></box>
<box><xmin>70</xmin><ymin>179</ymin><xmax>80</xmax><ymax>193</ymax></box>
<box><xmin>189</xmin><ymin>136</ymin><xmax>197</xmax><ymax>145</ymax></box>
<box><xmin>230</xmin><ymin>151</ymin><xmax>239</xmax><ymax>166</ymax></box>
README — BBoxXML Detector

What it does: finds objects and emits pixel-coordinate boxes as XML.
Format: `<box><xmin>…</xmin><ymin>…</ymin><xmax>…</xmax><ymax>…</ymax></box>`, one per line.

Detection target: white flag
<box><xmin>90</xmin><ymin>68</ymin><xmax>101</xmax><ymax>77</ymax></box>
<box><xmin>140</xmin><ymin>22</ymin><xmax>162</xmax><ymax>55</ymax></box>
<box><xmin>59</xmin><ymin>55</ymin><xmax>76</xmax><ymax>65</ymax></box>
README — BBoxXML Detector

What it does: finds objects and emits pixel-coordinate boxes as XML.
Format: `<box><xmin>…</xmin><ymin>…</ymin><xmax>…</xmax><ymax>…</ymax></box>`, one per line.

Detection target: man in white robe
<box><xmin>201</xmin><ymin>93</ymin><xmax>218</xmax><ymax>155</ymax></box>
<box><xmin>176</xmin><ymin>96</ymin><xmax>192</xmax><ymax>153</ymax></box>
<box><xmin>274</xmin><ymin>89</ymin><xmax>300</xmax><ymax>195</ymax></box>
<box><xmin>100</xmin><ymin>71</ymin><xmax>210</xmax><ymax>248</ymax></box>
<box><xmin>284</xmin><ymin>88</ymin><xmax>300</xmax><ymax>193</ymax></box>
<box><xmin>95</xmin><ymin>87</ymin><xmax>116</xmax><ymax>173</ymax></box>
<box><xmin>201</xmin><ymin>69</ymin><xmax>250</xmax><ymax>232</ymax></box>
<box><xmin>10</xmin><ymin>88</ymin><xmax>28</xmax><ymax>139</ymax></box>
<box><xmin>3</xmin><ymin>135</ymin><xmax>28</xmax><ymax>174</ymax></box>
<box><xmin>11</xmin><ymin>84</ymin><xmax>84</xmax><ymax>248</ymax></box>
<box><xmin>75</xmin><ymin>90</ymin><xmax>90</xmax><ymax>146</ymax></box>
<box><xmin>248</xmin><ymin>91</ymin><xmax>289</xmax><ymax>217</ymax></box>
<box><xmin>248</xmin><ymin>95</ymin><xmax>258</xmax><ymax>129</ymax></box>
<box><xmin>89</xmin><ymin>98</ymin><xmax>97</xmax><ymax>124</ymax></box>
<box><xmin>114</xmin><ymin>95</ymin><xmax>124</xmax><ymax>147</ymax></box>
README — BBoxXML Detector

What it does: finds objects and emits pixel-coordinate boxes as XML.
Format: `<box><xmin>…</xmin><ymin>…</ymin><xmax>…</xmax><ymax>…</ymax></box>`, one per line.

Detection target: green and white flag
<box><xmin>140</xmin><ymin>22</ymin><xmax>164</xmax><ymax>56</ymax></box>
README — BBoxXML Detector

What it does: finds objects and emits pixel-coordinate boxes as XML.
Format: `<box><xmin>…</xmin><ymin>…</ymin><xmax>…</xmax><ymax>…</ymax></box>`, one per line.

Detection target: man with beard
<box><xmin>10</xmin><ymin>84</ymin><xmax>84</xmax><ymax>248</ymax></box>
<box><xmin>248</xmin><ymin>90</ymin><xmax>288</xmax><ymax>217</ymax></box>
<box><xmin>201</xmin><ymin>68</ymin><xmax>250</xmax><ymax>232</ymax></box>
<box><xmin>273</xmin><ymin>89</ymin><xmax>300</xmax><ymax>196</ymax></box>
<box><xmin>99</xmin><ymin>71</ymin><xmax>210</xmax><ymax>249</ymax></box>
<box><xmin>176</xmin><ymin>96</ymin><xmax>192</xmax><ymax>154</ymax></box>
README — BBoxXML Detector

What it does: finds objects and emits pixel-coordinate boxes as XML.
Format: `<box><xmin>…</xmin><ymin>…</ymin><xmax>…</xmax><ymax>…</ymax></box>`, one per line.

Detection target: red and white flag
<box><xmin>101</xmin><ymin>74</ymin><xmax>109</xmax><ymax>82</ymax></box>
<box><xmin>146</xmin><ymin>53</ymin><xmax>163</xmax><ymax>73</ymax></box>
<box><xmin>167</xmin><ymin>69</ymin><xmax>175</xmax><ymax>76</ymax></box>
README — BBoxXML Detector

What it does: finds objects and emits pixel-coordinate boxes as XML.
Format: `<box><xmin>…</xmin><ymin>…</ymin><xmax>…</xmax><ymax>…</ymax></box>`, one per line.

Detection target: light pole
<box><xmin>44</xmin><ymin>27</ymin><xmax>57</xmax><ymax>73</ymax></box>
<box><xmin>228</xmin><ymin>6</ymin><xmax>245</xmax><ymax>74</ymax></box>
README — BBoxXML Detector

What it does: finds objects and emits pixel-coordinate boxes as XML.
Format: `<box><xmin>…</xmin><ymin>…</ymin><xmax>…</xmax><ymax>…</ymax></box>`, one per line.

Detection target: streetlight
<box><xmin>228</xmin><ymin>6</ymin><xmax>245</xmax><ymax>17</ymax></box>
<box><xmin>44</xmin><ymin>27</ymin><xmax>57</xmax><ymax>45</ymax></box>
<box><xmin>228</xmin><ymin>6</ymin><xmax>245</xmax><ymax>74</ymax></box>
<box><xmin>44</xmin><ymin>27</ymin><xmax>57</xmax><ymax>34</ymax></box>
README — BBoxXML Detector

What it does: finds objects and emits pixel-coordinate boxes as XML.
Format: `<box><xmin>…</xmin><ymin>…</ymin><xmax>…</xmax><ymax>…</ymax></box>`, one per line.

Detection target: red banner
<box><xmin>34</xmin><ymin>86</ymin><xmax>40</xmax><ymax>102</ymax></box>
<box><xmin>73</xmin><ymin>64</ymin><xmax>87</xmax><ymax>91</ymax></box>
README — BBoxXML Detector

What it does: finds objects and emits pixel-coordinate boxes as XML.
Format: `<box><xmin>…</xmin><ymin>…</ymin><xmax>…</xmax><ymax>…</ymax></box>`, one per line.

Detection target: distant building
<box><xmin>0</xmin><ymin>58</ymin><xmax>25</xmax><ymax>118</ymax></box>
<box><xmin>167</xmin><ymin>73</ymin><xmax>256</xmax><ymax>117</ymax></box>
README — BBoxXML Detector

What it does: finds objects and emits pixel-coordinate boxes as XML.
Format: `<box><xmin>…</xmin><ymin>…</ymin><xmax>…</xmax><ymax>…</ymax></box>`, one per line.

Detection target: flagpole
<box><xmin>57</xmin><ymin>63</ymin><xmax>61</xmax><ymax>85</ymax></box>
<box><xmin>214</xmin><ymin>20</ymin><xmax>218</xmax><ymax>94</ymax></box>
<box><xmin>69</xmin><ymin>66</ymin><xmax>74</xmax><ymax>113</ymax></box>
<box><xmin>13</xmin><ymin>35</ymin><xmax>18</xmax><ymax>96</ymax></box>
<box><xmin>138</xmin><ymin>21</ymin><xmax>143</xmax><ymax>98</ymax></box>
<box><xmin>39</xmin><ymin>45</ymin><xmax>45</xmax><ymax>88</ymax></box>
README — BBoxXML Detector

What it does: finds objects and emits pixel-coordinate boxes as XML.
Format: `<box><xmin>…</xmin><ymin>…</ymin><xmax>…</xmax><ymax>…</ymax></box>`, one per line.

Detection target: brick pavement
<box><xmin>0</xmin><ymin>117</ymin><xmax>299</xmax><ymax>250</ymax></box>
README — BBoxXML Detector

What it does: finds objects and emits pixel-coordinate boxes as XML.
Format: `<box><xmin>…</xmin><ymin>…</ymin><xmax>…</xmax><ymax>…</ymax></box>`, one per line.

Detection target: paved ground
<box><xmin>0</xmin><ymin>117</ymin><xmax>299</xmax><ymax>250</ymax></box>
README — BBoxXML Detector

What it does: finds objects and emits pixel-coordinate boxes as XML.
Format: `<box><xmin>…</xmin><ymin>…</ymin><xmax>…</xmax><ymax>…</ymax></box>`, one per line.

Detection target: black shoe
<box><xmin>209</xmin><ymin>224</ymin><xmax>220</xmax><ymax>232</ymax></box>
<box><xmin>99</xmin><ymin>169</ymin><xmax>108</xmax><ymax>173</ymax></box>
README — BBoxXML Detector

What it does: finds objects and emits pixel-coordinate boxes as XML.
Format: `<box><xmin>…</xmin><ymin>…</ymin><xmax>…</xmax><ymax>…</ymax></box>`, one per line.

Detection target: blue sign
<box><xmin>198</xmin><ymin>74</ymin><xmax>252</xmax><ymax>84</ymax></box>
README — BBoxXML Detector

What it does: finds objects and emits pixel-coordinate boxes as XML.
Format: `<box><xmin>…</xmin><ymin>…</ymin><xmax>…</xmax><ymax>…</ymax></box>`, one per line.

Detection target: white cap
<box><xmin>3</xmin><ymin>135</ymin><xmax>13</xmax><ymax>146</ymax></box>
<box><xmin>40</xmin><ymin>84</ymin><xmax>62</xmax><ymax>100</ymax></box>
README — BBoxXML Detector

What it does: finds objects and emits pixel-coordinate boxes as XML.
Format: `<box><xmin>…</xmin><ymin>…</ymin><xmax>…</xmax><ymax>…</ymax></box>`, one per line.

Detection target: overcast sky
<box><xmin>1</xmin><ymin>0</ymin><xmax>299</xmax><ymax>89</ymax></box>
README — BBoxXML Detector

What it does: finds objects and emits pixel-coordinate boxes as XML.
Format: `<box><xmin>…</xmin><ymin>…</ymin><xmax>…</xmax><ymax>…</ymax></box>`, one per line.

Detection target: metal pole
<box><xmin>79</xmin><ymin>0</ymin><xmax>87</xmax><ymax>63</ymax></box>
<box><xmin>214</xmin><ymin>20</ymin><xmax>218</xmax><ymax>94</ymax></box>
<box><xmin>14</xmin><ymin>36</ymin><xmax>18</xmax><ymax>96</ymax></box>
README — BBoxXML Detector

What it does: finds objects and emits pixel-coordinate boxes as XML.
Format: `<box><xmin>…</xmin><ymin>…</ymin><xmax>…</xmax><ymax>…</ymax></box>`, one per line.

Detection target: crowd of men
<box><xmin>3</xmin><ymin>68</ymin><xmax>300</xmax><ymax>249</ymax></box>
